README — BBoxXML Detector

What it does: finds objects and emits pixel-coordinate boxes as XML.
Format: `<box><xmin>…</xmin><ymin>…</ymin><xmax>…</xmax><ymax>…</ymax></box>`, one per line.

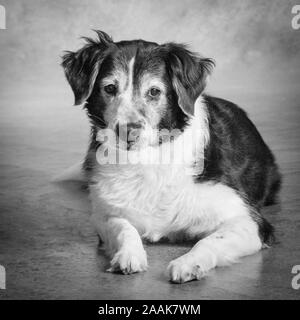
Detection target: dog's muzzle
<box><xmin>115</xmin><ymin>121</ymin><xmax>144</xmax><ymax>149</ymax></box>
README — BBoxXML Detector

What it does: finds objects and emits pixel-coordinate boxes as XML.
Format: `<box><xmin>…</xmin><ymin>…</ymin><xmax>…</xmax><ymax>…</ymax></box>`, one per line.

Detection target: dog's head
<box><xmin>62</xmin><ymin>30</ymin><xmax>214</xmax><ymax>149</ymax></box>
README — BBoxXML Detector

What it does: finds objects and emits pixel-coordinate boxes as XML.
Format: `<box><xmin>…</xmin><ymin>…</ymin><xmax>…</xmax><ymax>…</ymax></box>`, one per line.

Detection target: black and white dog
<box><xmin>61</xmin><ymin>30</ymin><xmax>281</xmax><ymax>283</ymax></box>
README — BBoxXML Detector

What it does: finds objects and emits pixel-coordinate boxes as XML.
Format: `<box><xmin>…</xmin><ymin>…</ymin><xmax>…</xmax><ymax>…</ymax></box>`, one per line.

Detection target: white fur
<box><xmin>89</xmin><ymin>96</ymin><xmax>263</xmax><ymax>282</ymax></box>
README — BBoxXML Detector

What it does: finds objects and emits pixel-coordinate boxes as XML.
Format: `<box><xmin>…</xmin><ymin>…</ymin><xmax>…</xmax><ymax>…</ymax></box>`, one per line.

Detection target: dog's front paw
<box><xmin>167</xmin><ymin>256</ymin><xmax>206</xmax><ymax>283</ymax></box>
<box><xmin>108</xmin><ymin>247</ymin><xmax>148</xmax><ymax>274</ymax></box>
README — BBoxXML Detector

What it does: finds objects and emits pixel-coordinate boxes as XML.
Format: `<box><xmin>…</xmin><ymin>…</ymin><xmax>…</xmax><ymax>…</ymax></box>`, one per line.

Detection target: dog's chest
<box><xmin>92</xmin><ymin>163</ymin><xmax>195</xmax><ymax>238</ymax></box>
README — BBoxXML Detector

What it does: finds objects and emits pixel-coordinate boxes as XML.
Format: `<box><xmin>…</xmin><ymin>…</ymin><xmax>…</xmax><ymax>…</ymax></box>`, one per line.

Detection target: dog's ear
<box><xmin>163</xmin><ymin>43</ymin><xmax>215</xmax><ymax>116</ymax></box>
<box><xmin>61</xmin><ymin>30</ymin><xmax>113</xmax><ymax>105</ymax></box>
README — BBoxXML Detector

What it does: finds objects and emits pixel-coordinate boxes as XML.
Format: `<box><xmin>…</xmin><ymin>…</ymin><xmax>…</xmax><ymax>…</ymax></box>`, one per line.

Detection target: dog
<box><xmin>61</xmin><ymin>30</ymin><xmax>281</xmax><ymax>283</ymax></box>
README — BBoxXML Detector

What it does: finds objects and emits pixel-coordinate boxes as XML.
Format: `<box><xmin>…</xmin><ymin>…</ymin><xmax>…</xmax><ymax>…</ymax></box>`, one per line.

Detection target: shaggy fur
<box><xmin>61</xmin><ymin>30</ymin><xmax>281</xmax><ymax>283</ymax></box>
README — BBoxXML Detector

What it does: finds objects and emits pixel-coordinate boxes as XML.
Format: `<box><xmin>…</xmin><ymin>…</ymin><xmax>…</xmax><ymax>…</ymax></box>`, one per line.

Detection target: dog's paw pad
<box><xmin>108</xmin><ymin>248</ymin><xmax>148</xmax><ymax>274</ymax></box>
<box><xmin>167</xmin><ymin>259</ymin><xmax>205</xmax><ymax>283</ymax></box>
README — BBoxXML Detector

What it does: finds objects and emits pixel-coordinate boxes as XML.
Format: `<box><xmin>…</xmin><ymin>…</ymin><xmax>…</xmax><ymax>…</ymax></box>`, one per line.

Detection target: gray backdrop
<box><xmin>0</xmin><ymin>0</ymin><xmax>299</xmax><ymax>98</ymax></box>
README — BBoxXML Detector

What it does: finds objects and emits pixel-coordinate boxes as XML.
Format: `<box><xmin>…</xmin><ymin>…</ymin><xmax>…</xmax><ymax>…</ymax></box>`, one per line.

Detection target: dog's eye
<box><xmin>148</xmin><ymin>87</ymin><xmax>161</xmax><ymax>98</ymax></box>
<box><xmin>104</xmin><ymin>84</ymin><xmax>117</xmax><ymax>95</ymax></box>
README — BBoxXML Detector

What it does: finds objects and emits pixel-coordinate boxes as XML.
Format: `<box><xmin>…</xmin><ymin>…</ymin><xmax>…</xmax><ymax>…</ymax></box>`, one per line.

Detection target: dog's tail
<box><xmin>51</xmin><ymin>161</ymin><xmax>86</xmax><ymax>183</ymax></box>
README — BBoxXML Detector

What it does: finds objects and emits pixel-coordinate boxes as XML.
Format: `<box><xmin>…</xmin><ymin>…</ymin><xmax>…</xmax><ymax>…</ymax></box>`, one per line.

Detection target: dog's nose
<box><xmin>115</xmin><ymin>122</ymin><xmax>143</xmax><ymax>144</ymax></box>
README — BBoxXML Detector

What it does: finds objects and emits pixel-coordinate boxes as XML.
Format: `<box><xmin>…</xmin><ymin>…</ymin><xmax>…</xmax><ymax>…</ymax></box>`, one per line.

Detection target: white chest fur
<box><xmin>89</xmin><ymin>98</ymin><xmax>240</xmax><ymax>242</ymax></box>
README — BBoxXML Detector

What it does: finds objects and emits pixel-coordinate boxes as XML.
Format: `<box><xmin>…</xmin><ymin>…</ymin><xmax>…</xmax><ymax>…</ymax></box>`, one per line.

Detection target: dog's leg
<box><xmin>91</xmin><ymin>212</ymin><xmax>148</xmax><ymax>274</ymax></box>
<box><xmin>168</xmin><ymin>214</ymin><xmax>262</xmax><ymax>283</ymax></box>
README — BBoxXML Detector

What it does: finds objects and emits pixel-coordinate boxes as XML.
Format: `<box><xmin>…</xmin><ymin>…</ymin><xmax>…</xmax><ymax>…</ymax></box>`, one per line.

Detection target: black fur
<box><xmin>197</xmin><ymin>95</ymin><xmax>281</xmax><ymax>209</ymax></box>
<box><xmin>196</xmin><ymin>95</ymin><xmax>281</xmax><ymax>243</ymax></box>
<box><xmin>62</xmin><ymin>30</ymin><xmax>281</xmax><ymax>245</ymax></box>
<box><xmin>162</xmin><ymin>43</ymin><xmax>214</xmax><ymax>116</ymax></box>
<box><xmin>61</xmin><ymin>30</ymin><xmax>113</xmax><ymax>105</ymax></box>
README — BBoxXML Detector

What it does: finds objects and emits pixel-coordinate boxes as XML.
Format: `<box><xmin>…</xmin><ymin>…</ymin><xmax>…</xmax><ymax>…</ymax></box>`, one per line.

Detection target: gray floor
<box><xmin>0</xmin><ymin>88</ymin><xmax>299</xmax><ymax>299</ymax></box>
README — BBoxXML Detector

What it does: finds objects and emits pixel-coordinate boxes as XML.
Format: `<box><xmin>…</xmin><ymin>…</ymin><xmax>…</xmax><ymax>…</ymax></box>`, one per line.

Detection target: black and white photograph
<box><xmin>0</xmin><ymin>0</ymin><xmax>299</xmax><ymax>307</ymax></box>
